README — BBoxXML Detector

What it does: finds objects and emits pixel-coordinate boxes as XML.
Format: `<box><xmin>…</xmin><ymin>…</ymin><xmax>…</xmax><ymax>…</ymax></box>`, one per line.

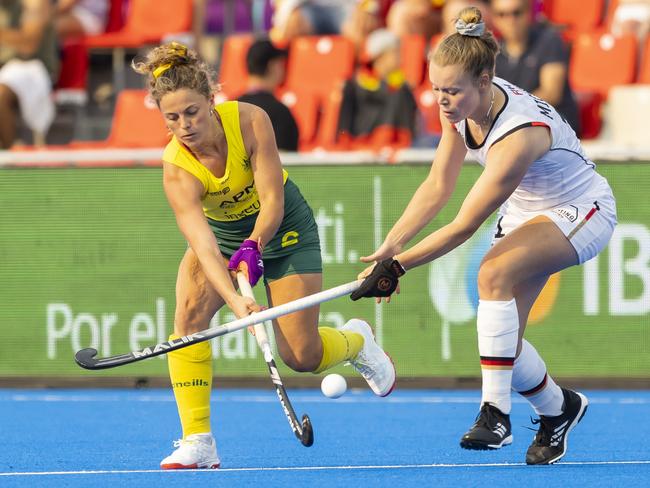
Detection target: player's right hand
<box><xmin>229</xmin><ymin>295</ymin><xmax>262</xmax><ymax>320</ymax></box>
<box><xmin>360</xmin><ymin>240</ymin><xmax>402</xmax><ymax>263</ymax></box>
<box><xmin>350</xmin><ymin>258</ymin><xmax>406</xmax><ymax>302</ymax></box>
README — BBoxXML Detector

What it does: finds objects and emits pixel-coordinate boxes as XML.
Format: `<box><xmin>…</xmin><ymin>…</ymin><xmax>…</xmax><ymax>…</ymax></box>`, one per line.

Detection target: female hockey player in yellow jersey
<box><xmin>132</xmin><ymin>41</ymin><xmax>396</xmax><ymax>469</ymax></box>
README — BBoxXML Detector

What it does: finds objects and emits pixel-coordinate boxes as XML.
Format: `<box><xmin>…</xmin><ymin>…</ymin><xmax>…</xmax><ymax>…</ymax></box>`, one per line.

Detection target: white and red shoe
<box><xmin>342</xmin><ymin>319</ymin><xmax>396</xmax><ymax>397</ymax></box>
<box><xmin>160</xmin><ymin>433</ymin><xmax>221</xmax><ymax>470</ymax></box>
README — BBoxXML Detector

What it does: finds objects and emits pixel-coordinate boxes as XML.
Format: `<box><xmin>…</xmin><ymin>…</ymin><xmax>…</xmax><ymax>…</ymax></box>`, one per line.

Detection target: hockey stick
<box><xmin>75</xmin><ymin>279</ymin><xmax>361</xmax><ymax>370</ymax></box>
<box><xmin>236</xmin><ymin>272</ymin><xmax>314</xmax><ymax>447</ymax></box>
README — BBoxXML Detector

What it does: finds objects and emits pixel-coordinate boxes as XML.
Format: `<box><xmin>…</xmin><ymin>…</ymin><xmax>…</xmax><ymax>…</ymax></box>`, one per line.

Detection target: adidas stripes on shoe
<box><xmin>526</xmin><ymin>388</ymin><xmax>589</xmax><ymax>465</ymax></box>
<box><xmin>460</xmin><ymin>402</ymin><xmax>513</xmax><ymax>450</ymax></box>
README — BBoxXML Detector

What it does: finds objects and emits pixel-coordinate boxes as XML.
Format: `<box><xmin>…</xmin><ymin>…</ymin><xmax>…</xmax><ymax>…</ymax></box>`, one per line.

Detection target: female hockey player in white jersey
<box><xmin>350</xmin><ymin>6</ymin><xmax>617</xmax><ymax>465</ymax></box>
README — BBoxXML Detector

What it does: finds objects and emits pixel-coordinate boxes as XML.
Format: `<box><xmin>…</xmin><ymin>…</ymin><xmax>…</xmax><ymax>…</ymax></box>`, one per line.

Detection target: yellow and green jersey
<box><xmin>162</xmin><ymin>101</ymin><xmax>288</xmax><ymax>222</ymax></box>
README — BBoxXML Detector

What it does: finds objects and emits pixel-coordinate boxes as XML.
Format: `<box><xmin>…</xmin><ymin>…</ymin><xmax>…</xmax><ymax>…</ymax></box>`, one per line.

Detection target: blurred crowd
<box><xmin>1</xmin><ymin>0</ymin><xmax>649</xmax><ymax>151</ymax></box>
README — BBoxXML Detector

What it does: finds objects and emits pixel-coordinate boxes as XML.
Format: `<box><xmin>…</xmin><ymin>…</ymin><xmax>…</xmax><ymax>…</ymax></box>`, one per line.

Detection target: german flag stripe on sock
<box><xmin>518</xmin><ymin>373</ymin><xmax>548</xmax><ymax>396</ymax></box>
<box><xmin>480</xmin><ymin>356</ymin><xmax>515</xmax><ymax>370</ymax></box>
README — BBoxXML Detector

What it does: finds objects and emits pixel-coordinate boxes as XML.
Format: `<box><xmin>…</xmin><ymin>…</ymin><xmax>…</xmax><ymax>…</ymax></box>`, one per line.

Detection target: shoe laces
<box><xmin>172</xmin><ymin>436</ymin><xmax>209</xmax><ymax>451</ymax></box>
<box><xmin>474</xmin><ymin>403</ymin><xmax>500</xmax><ymax>429</ymax></box>
<box><xmin>528</xmin><ymin>416</ymin><xmax>553</xmax><ymax>446</ymax></box>
<box><xmin>348</xmin><ymin>351</ymin><xmax>375</xmax><ymax>378</ymax></box>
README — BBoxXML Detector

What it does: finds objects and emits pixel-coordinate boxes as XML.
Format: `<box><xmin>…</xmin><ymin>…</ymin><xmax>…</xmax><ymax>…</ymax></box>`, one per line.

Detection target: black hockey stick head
<box><xmin>300</xmin><ymin>414</ymin><xmax>314</xmax><ymax>447</ymax></box>
<box><xmin>75</xmin><ymin>348</ymin><xmax>100</xmax><ymax>369</ymax></box>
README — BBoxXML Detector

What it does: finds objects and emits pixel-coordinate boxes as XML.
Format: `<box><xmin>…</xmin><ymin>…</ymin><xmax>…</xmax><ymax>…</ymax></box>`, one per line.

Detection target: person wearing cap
<box><xmin>238</xmin><ymin>38</ymin><xmax>299</xmax><ymax>152</ymax></box>
<box><xmin>336</xmin><ymin>28</ymin><xmax>418</xmax><ymax>149</ymax></box>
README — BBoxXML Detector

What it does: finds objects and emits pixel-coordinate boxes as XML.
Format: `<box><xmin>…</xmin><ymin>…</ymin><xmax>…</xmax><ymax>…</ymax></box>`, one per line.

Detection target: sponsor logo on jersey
<box><xmin>207</xmin><ymin>186</ymin><xmax>230</xmax><ymax>196</ymax></box>
<box><xmin>552</xmin><ymin>205</ymin><xmax>579</xmax><ymax>223</ymax></box>
<box><xmin>281</xmin><ymin>231</ymin><xmax>299</xmax><ymax>248</ymax></box>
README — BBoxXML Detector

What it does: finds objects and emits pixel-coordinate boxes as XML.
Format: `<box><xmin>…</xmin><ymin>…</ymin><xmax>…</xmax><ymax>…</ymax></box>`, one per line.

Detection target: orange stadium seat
<box><xmin>278</xmin><ymin>88</ymin><xmax>319</xmax><ymax>149</ymax></box>
<box><xmin>285</xmin><ymin>36</ymin><xmax>355</xmax><ymax>101</ymax></box>
<box><xmin>639</xmin><ymin>36</ymin><xmax>650</xmax><ymax>83</ymax></box>
<box><xmin>314</xmin><ymin>85</ymin><xmax>345</xmax><ymax>150</ymax></box>
<box><xmin>71</xmin><ymin>89</ymin><xmax>169</xmax><ymax>148</ymax></box>
<box><xmin>569</xmin><ymin>31</ymin><xmax>637</xmax><ymax>96</ymax></box>
<box><xmin>84</xmin><ymin>0</ymin><xmax>193</xmax><ymax>92</ymax></box>
<box><xmin>400</xmin><ymin>34</ymin><xmax>427</xmax><ymax>87</ymax></box>
<box><xmin>85</xmin><ymin>0</ymin><xmax>192</xmax><ymax>48</ymax></box>
<box><xmin>218</xmin><ymin>34</ymin><xmax>254</xmax><ymax>99</ymax></box>
<box><xmin>283</xmin><ymin>36</ymin><xmax>355</xmax><ymax>149</ymax></box>
<box><xmin>543</xmin><ymin>0</ymin><xmax>605</xmax><ymax>37</ymax></box>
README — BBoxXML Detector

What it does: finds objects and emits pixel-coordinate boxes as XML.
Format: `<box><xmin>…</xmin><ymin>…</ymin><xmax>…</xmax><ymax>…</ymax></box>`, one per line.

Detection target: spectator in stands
<box><xmin>386</xmin><ymin>0</ymin><xmax>442</xmax><ymax>40</ymax></box>
<box><xmin>340</xmin><ymin>0</ymin><xmax>402</xmax><ymax>54</ymax></box>
<box><xmin>337</xmin><ymin>28</ymin><xmax>417</xmax><ymax>149</ymax></box>
<box><xmin>270</xmin><ymin>0</ymin><xmax>355</xmax><ymax>44</ymax></box>
<box><xmin>341</xmin><ymin>0</ymin><xmax>385</xmax><ymax>54</ymax></box>
<box><xmin>492</xmin><ymin>0</ymin><xmax>580</xmax><ymax>135</ymax></box>
<box><xmin>238</xmin><ymin>38</ymin><xmax>299</xmax><ymax>151</ymax></box>
<box><xmin>55</xmin><ymin>0</ymin><xmax>109</xmax><ymax>39</ymax></box>
<box><xmin>0</xmin><ymin>0</ymin><xmax>58</xmax><ymax>148</ymax></box>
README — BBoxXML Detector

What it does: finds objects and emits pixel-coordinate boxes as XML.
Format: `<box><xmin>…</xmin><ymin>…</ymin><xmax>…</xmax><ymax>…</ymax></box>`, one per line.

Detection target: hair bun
<box><xmin>455</xmin><ymin>18</ymin><xmax>485</xmax><ymax>37</ymax></box>
<box><xmin>167</xmin><ymin>42</ymin><xmax>188</xmax><ymax>59</ymax></box>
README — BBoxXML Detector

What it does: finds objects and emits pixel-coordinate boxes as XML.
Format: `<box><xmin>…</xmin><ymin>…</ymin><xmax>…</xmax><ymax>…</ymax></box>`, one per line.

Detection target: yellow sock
<box><xmin>314</xmin><ymin>327</ymin><xmax>364</xmax><ymax>374</ymax></box>
<box><xmin>167</xmin><ymin>335</ymin><xmax>212</xmax><ymax>438</ymax></box>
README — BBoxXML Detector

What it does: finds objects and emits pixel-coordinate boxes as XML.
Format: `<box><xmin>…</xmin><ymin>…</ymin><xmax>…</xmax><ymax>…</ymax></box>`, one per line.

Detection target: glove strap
<box><xmin>383</xmin><ymin>258</ymin><xmax>406</xmax><ymax>277</ymax></box>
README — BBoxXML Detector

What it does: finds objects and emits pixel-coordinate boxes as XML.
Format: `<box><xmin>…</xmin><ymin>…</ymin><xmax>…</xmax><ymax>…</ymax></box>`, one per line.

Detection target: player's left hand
<box><xmin>229</xmin><ymin>239</ymin><xmax>263</xmax><ymax>286</ymax></box>
<box><xmin>351</xmin><ymin>258</ymin><xmax>405</xmax><ymax>303</ymax></box>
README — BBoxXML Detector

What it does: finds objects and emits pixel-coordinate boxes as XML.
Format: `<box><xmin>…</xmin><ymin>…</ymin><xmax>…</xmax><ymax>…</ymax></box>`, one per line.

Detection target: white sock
<box><xmin>511</xmin><ymin>339</ymin><xmax>564</xmax><ymax>416</ymax></box>
<box><xmin>477</xmin><ymin>298</ymin><xmax>519</xmax><ymax>414</ymax></box>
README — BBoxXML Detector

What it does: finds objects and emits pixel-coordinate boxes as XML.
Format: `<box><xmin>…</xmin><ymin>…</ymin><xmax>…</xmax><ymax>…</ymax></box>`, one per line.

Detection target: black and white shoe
<box><xmin>460</xmin><ymin>403</ymin><xmax>513</xmax><ymax>450</ymax></box>
<box><xmin>526</xmin><ymin>388</ymin><xmax>589</xmax><ymax>465</ymax></box>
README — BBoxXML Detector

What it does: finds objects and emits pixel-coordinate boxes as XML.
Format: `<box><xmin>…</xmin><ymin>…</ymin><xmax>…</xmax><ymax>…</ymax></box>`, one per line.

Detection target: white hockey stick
<box><xmin>75</xmin><ymin>279</ymin><xmax>361</xmax><ymax>369</ymax></box>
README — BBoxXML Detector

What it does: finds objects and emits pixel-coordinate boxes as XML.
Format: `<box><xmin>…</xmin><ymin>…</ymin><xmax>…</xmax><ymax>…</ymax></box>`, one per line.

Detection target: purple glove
<box><xmin>228</xmin><ymin>239</ymin><xmax>264</xmax><ymax>286</ymax></box>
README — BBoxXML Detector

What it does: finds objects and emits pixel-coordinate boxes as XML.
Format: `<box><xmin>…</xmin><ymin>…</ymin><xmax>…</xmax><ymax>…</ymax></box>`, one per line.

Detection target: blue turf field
<box><xmin>1</xmin><ymin>389</ymin><xmax>649</xmax><ymax>487</ymax></box>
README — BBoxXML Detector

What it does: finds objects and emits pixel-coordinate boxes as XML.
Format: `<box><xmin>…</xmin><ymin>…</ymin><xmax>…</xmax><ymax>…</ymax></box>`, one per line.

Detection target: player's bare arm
<box><xmin>0</xmin><ymin>0</ymin><xmax>50</xmax><ymax>55</ymax></box>
<box><xmin>396</xmin><ymin>125</ymin><xmax>552</xmax><ymax>270</ymax></box>
<box><xmin>162</xmin><ymin>162</ymin><xmax>256</xmax><ymax>317</ymax></box>
<box><xmin>241</xmin><ymin>103</ymin><xmax>285</xmax><ymax>249</ymax></box>
<box><xmin>362</xmin><ymin>117</ymin><xmax>468</xmax><ymax>263</ymax></box>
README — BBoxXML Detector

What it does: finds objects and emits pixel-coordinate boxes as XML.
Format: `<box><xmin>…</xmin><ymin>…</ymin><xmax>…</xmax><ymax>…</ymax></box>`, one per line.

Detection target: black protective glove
<box><xmin>350</xmin><ymin>258</ymin><xmax>406</xmax><ymax>301</ymax></box>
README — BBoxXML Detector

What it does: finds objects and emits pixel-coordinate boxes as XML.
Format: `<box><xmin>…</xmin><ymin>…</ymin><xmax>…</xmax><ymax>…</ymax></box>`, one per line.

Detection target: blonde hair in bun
<box><xmin>431</xmin><ymin>7</ymin><xmax>499</xmax><ymax>80</ymax></box>
<box><xmin>132</xmin><ymin>42</ymin><xmax>217</xmax><ymax>103</ymax></box>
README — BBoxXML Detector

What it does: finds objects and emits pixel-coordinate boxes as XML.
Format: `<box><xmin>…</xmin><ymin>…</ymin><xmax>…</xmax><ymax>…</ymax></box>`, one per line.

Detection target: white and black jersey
<box><xmin>454</xmin><ymin>77</ymin><xmax>596</xmax><ymax>212</ymax></box>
